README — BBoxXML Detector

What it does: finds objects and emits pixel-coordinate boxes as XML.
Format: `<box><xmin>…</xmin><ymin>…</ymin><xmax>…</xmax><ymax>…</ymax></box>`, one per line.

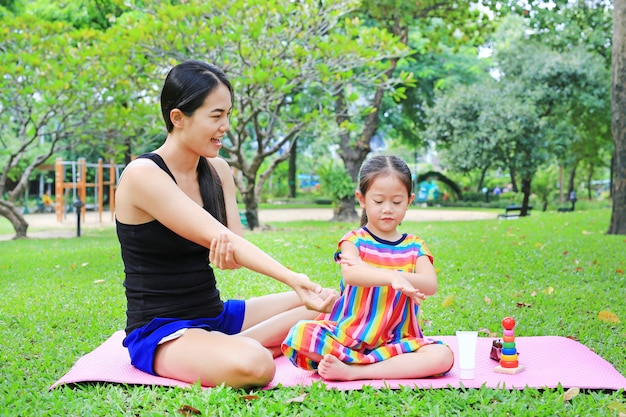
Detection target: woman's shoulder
<box><xmin>123</xmin><ymin>157</ymin><xmax>162</xmax><ymax>175</ymax></box>
<box><xmin>207</xmin><ymin>156</ymin><xmax>232</xmax><ymax>176</ymax></box>
<box><xmin>119</xmin><ymin>156</ymin><xmax>172</xmax><ymax>187</ymax></box>
<box><xmin>207</xmin><ymin>156</ymin><xmax>230</xmax><ymax>169</ymax></box>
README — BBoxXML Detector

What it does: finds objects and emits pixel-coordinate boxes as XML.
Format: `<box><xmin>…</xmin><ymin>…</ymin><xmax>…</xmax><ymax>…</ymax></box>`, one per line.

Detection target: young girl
<box><xmin>281</xmin><ymin>155</ymin><xmax>453</xmax><ymax>381</ymax></box>
<box><xmin>115</xmin><ymin>60</ymin><xmax>337</xmax><ymax>389</ymax></box>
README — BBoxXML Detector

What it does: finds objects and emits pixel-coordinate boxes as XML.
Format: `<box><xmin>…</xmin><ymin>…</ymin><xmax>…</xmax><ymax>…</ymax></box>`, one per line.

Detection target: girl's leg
<box><xmin>317</xmin><ymin>343</ymin><xmax>454</xmax><ymax>381</ymax></box>
<box><xmin>153</xmin><ymin>328</ymin><xmax>276</xmax><ymax>389</ymax></box>
<box><xmin>239</xmin><ymin>291</ymin><xmax>320</xmax><ymax>351</ymax></box>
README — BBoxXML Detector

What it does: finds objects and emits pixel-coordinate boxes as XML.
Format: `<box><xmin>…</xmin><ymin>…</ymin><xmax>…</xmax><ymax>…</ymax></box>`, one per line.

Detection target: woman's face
<box><xmin>181</xmin><ymin>83</ymin><xmax>232</xmax><ymax>158</ymax></box>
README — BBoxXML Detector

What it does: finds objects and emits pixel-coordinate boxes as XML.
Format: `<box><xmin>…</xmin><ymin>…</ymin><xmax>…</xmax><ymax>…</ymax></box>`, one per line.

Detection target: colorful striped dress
<box><xmin>281</xmin><ymin>226</ymin><xmax>443</xmax><ymax>371</ymax></box>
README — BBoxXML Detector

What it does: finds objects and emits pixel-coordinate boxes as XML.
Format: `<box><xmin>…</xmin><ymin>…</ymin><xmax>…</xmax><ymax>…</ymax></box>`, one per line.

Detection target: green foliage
<box><xmin>17</xmin><ymin>0</ymin><xmax>129</xmax><ymax>30</ymax></box>
<box><xmin>532</xmin><ymin>165</ymin><xmax>559</xmax><ymax>209</ymax></box>
<box><xmin>503</xmin><ymin>0</ymin><xmax>613</xmax><ymax>64</ymax></box>
<box><xmin>317</xmin><ymin>162</ymin><xmax>356</xmax><ymax>204</ymax></box>
<box><xmin>0</xmin><ymin>0</ymin><xmax>618</xmax><ymax>234</ymax></box>
<box><xmin>427</xmin><ymin>77</ymin><xmax>542</xmax><ymax>183</ymax></box>
<box><xmin>426</xmin><ymin>13</ymin><xmax>610</xmax><ymax>209</ymax></box>
<box><xmin>0</xmin><ymin>0</ymin><xmax>21</xmax><ymax>15</ymax></box>
<box><xmin>0</xmin><ymin>209</ymin><xmax>625</xmax><ymax>415</ymax></box>
<box><xmin>120</xmin><ymin>0</ymin><xmax>412</xmax><ymax>214</ymax></box>
<box><xmin>0</xmin><ymin>0</ymin><xmax>414</xmax><ymax>232</ymax></box>
<box><xmin>0</xmin><ymin>16</ymin><xmax>121</xmax><ymax>199</ymax></box>
<box><xmin>354</xmin><ymin>0</ymin><xmax>498</xmax><ymax>158</ymax></box>
<box><xmin>381</xmin><ymin>44</ymin><xmax>491</xmax><ymax>149</ymax></box>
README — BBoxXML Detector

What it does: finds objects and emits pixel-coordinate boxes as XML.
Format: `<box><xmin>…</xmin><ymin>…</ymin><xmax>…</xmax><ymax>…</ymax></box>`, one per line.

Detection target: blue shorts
<box><xmin>123</xmin><ymin>299</ymin><xmax>246</xmax><ymax>375</ymax></box>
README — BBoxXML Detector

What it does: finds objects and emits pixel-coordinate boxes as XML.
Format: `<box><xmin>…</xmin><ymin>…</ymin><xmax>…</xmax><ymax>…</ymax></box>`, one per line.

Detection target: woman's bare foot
<box><xmin>317</xmin><ymin>354</ymin><xmax>358</xmax><ymax>381</ymax></box>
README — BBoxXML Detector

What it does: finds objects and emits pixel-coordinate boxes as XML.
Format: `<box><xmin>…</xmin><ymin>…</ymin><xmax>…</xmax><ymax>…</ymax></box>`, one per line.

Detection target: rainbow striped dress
<box><xmin>281</xmin><ymin>226</ymin><xmax>443</xmax><ymax>370</ymax></box>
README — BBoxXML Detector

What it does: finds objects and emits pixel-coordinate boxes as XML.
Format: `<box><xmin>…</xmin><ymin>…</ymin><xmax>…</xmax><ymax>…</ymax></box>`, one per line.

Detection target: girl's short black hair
<box><xmin>358</xmin><ymin>155</ymin><xmax>413</xmax><ymax>227</ymax></box>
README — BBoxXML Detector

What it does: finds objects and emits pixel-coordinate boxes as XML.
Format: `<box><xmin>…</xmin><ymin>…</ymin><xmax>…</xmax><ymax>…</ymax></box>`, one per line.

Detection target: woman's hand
<box><xmin>292</xmin><ymin>273</ymin><xmax>339</xmax><ymax>313</ymax></box>
<box><xmin>209</xmin><ymin>233</ymin><xmax>241</xmax><ymax>270</ymax></box>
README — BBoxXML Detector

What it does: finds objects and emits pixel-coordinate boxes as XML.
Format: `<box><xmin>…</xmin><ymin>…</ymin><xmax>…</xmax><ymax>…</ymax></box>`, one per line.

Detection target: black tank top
<box><xmin>117</xmin><ymin>153</ymin><xmax>224</xmax><ymax>335</ymax></box>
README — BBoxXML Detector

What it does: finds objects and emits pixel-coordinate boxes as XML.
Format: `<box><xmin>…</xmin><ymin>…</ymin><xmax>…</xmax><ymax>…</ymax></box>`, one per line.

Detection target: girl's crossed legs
<box><xmin>314</xmin><ymin>343</ymin><xmax>454</xmax><ymax>381</ymax></box>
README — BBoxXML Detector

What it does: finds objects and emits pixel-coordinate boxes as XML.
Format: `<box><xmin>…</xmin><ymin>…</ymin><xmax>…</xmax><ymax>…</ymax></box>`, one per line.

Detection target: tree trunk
<box><xmin>124</xmin><ymin>137</ymin><xmax>133</xmax><ymax>166</ymax></box>
<box><xmin>609</xmin><ymin>0</ymin><xmax>626</xmax><ymax>235</ymax></box>
<box><xmin>333</xmin><ymin>197</ymin><xmax>359</xmax><ymax>222</ymax></box>
<box><xmin>288</xmin><ymin>138</ymin><xmax>297</xmax><ymax>199</ymax></box>
<box><xmin>332</xmin><ymin>137</ymin><xmax>366</xmax><ymax>222</ymax></box>
<box><xmin>520</xmin><ymin>177</ymin><xmax>532</xmax><ymax>216</ymax></box>
<box><xmin>559</xmin><ymin>164</ymin><xmax>565</xmax><ymax>203</ymax></box>
<box><xmin>509</xmin><ymin>167</ymin><xmax>518</xmax><ymax>193</ymax></box>
<box><xmin>332</xmin><ymin>15</ymin><xmax>406</xmax><ymax>223</ymax></box>
<box><xmin>241</xmin><ymin>188</ymin><xmax>259</xmax><ymax>230</ymax></box>
<box><xmin>567</xmin><ymin>163</ymin><xmax>578</xmax><ymax>196</ymax></box>
<box><xmin>587</xmin><ymin>163</ymin><xmax>594</xmax><ymax>200</ymax></box>
<box><xmin>0</xmin><ymin>200</ymin><xmax>28</xmax><ymax>239</ymax></box>
<box><xmin>476</xmin><ymin>166</ymin><xmax>489</xmax><ymax>192</ymax></box>
<box><xmin>610</xmin><ymin>153</ymin><xmax>615</xmax><ymax>199</ymax></box>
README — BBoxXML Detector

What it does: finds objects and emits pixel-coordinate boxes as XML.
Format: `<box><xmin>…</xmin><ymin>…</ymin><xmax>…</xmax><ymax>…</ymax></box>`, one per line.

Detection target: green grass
<box><xmin>0</xmin><ymin>209</ymin><xmax>625</xmax><ymax>416</ymax></box>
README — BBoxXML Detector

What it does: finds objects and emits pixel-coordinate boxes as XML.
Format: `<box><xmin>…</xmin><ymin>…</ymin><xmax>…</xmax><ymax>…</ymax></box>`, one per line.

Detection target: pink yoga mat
<box><xmin>51</xmin><ymin>331</ymin><xmax>626</xmax><ymax>391</ymax></box>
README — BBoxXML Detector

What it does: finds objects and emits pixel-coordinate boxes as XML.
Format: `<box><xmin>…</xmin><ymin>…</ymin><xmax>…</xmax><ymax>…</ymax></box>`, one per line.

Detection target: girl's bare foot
<box><xmin>317</xmin><ymin>354</ymin><xmax>358</xmax><ymax>381</ymax></box>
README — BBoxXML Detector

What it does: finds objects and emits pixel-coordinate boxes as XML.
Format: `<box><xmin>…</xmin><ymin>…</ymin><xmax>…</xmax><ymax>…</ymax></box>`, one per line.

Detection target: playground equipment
<box><xmin>54</xmin><ymin>158</ymin><xmax>123</xmax><ymax>223</ymax></box>
<box><xmin>415</xmin><ymin>171</ymin><xmax>463</xmax><ymax>202</ymax></box>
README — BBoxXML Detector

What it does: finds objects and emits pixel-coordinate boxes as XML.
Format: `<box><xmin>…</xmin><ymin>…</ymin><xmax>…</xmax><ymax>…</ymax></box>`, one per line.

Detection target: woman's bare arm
<box><xmin>116</xmin><ymin>160</ymin><xmax>336</xmax><ymax>312</ymax></box>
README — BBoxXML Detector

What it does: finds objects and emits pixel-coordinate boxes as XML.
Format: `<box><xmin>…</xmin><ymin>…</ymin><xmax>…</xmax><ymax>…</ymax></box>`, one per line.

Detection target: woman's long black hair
<box><xmin>160</xmin><ymin>60</ymin><xmax>232</xmax><ymax>226</ymax></box>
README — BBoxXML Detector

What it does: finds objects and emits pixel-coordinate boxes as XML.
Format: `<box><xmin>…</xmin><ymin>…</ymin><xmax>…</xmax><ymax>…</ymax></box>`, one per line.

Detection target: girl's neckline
<box><xmin>362</xmin><ymin>226</ymin><xmax>407</xmax><ymax>245</ymax></box>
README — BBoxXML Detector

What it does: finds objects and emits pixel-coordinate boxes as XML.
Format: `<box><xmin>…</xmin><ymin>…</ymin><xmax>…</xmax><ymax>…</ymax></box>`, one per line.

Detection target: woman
<box><xmin>115</xmin><ymin>60</ymin><xmax>337</xmax><ymax>388</ymax></box>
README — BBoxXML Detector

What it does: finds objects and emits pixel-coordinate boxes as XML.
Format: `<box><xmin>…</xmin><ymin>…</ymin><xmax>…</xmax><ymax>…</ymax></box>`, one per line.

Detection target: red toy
<box><xmin>494</xmin><ymin>316</ymin><xmax>525</xmax><ymax>374</ymax></box>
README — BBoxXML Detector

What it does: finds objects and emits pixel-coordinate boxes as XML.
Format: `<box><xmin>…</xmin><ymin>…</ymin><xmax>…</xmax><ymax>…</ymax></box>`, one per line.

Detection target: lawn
<box><xmin>0</xmin><ymin>209</ymin><xmax>624</xmax><ymax>416</ymax></box>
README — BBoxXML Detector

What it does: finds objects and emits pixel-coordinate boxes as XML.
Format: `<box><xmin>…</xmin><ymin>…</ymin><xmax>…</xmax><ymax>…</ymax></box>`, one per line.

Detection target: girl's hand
<box><xmin>391</xmin><ymin>275</ymin><xmax>426</xmax><ymax>305</ymax></box>
<box><xmin>293</xmin><ymin>274</ymin><xmax>339</xmax><ymax>313</ymax></box>
<box><xmin>209</xmin><ymin>233</ymin><xmax>241</xmax><ymax>270</ymax></box>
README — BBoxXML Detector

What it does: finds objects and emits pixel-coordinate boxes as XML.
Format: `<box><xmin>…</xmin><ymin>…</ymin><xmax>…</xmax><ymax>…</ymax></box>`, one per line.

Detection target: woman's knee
<box><xmin>154</xmin><ymin>331</ymin><xmax>276</xmax><ymax>388</ymax></box>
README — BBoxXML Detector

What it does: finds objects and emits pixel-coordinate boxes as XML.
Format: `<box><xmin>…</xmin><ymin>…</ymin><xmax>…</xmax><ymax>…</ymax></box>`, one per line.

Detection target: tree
<box><xmin>609</xmin><ymin>0</ymin><xmax>626</xmax><ymax>234</ymax></box>
<box><xmin>509</xmin><ymin>0</ymin><xmax>614</xmax><ymax>203</ymax></box>
<box><xmin>124</xmin><ymin>0</ymin><xmax>411</xmax><ymax>228</ymax></box>
<box><xmin>425</xmin><ymin>79</ymin><xmax>543</xmax><ymax>214</ymax></box>
<box><xmin>330</xmin><ymin>0</ymin><xmax>496</xmax><ymax>221</ymax></box>
<box><xmin>426</xmin><ymin>15</ymin><xmax>608</xmax><ymax>215</ymax></box>
<box><xmin>0</xmin><ymin>16</ymin><xmax>123</xmax><ymax>238</ymax></box>
<box><xmin>17</xmin><ymin>0</ymin><xmax>128</xmax><ymax>30</ymax></box>
<box><xmin>493</xmin><ymin>16</ymin><xmax>609</xmax><ymax>213</ymax></box>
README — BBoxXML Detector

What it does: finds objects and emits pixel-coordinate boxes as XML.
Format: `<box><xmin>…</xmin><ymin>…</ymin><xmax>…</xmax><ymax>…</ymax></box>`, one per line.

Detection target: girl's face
<box><xmin>356</xmin><ymin>174</ymin><xmax>415</xmax><ymax>240</ymax></box>
<box><xmin>180</xmin><ymin>83</ymin><xmax>232</xmax><ymax>158</ymax></box>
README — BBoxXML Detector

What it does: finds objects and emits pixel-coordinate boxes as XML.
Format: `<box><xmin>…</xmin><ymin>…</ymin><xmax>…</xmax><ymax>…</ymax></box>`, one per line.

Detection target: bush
<box><xmin>317</xmin><ymin>162</ymin><xmax>355</xmax><ymax>204</ymax></box>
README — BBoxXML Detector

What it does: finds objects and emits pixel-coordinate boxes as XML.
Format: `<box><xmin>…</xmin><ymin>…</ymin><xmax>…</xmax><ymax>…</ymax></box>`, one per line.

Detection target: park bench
<box><xmin>498</xmin><ymin>204</ymin><xmax>533</xmax><ymax>219</ymax></box>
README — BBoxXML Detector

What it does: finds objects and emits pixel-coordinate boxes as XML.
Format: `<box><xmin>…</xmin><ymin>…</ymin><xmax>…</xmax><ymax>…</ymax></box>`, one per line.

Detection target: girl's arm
<box><xmin>338</xmin><ymin>240</ymin><xmax>438</xmax><ymax>296</ymax></box>
<box><xmin>116</xmin><ymin>160</ymin><xmax>337</xmax><ymax>313</ymax></box>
